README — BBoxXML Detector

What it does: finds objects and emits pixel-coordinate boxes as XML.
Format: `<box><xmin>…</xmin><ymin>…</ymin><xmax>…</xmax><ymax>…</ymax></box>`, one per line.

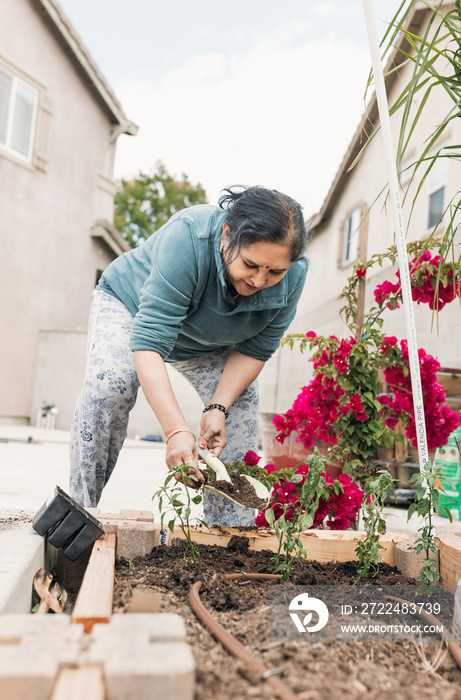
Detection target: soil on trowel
<box><xmin>212</xmin><ymin>474</ymin><xmax>267</xmax><ymax>509</ymax></box>
<box><xmin>113</xmin><ymin>537</ymin><xmax>461</xmax><ymax>700</ymax></box>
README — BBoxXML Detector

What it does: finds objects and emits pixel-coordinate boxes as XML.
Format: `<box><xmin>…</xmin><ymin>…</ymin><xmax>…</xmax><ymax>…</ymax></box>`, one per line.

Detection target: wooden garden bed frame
<box><xmin>3</xmin><ymin>515</ymin><xmax>458</xmax><ymax>700</ymax></box>
<box><xmin>69</xmin><ymin>518</ymin><xmax>461</xmax><ymax>634</ymax></box>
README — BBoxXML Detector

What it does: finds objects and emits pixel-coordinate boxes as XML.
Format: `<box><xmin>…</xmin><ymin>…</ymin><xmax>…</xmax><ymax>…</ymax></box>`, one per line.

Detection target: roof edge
<box><xmin>311</xmin><ymin>3</ymin><xmax>432</xmax><ymax>232</ymax></box>
<box><xmin>38</xmin><ymin>0</ymin><xmax>138</xmax><ymax>136</ymax></box>
<box><xmin>92</xmin><ymin>219</ymin><xmax>131</xmax><ymax>256</ymax></box>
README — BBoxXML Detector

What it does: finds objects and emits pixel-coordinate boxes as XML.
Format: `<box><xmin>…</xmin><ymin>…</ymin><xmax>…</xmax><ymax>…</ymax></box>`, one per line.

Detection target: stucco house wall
<box><xmin>1</xmin><ymin>0</ymin><xmax>212</xmax><ymax>440</ymax></box>
<box><xmin>0</xmin><ymin>0</ymin><xmax>136</xmax><ymax>427</ymax></box>
<box><xmin>266</xmin><ymin>1</ymin><xmax>461</xmax><ymax>418</ymax></box>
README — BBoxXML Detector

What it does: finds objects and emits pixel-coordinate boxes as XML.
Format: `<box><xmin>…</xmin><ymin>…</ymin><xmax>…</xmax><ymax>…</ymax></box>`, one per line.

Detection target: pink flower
<box><xmin>263</xmin><ymin>463</ymin><xmax>278</xmax><ymax>474</ymax></box>
<box><xmin>244</xmin><ymin>450</ymin><xmax>261</xmax><ymax>466</ymax></box>
<box><xmin>374</xmin><ymin>251</ymin><xmax>461</xmax><ymax>311</ymax></box>
<box><xmin>356</xmin><ymin>268</ymin><xmax>367</xmax><ymax>278</ymax></box>
<box><xmin>255</xmin><ymin>461</ymin><xmax>363</xmax><ymax>531</ymax></box>
<box><xmin>379</xmin><ymin>336</ymin><xmax>398</xmax><ymax>354</ymax></box>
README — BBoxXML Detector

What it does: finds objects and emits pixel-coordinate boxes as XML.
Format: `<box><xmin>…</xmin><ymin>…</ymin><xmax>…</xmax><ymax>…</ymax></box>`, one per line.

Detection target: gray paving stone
<box><xmin>116</xmin><ymin>521</ymin><xmax>156</xmax><ymax>559</ymax></box>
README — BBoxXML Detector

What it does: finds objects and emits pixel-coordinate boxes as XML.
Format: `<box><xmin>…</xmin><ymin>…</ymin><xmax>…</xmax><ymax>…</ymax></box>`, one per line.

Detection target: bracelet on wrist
<box><xmin>202</xmin><ymin>403</ymin><xmax>229</xmax><ymax>419</ymax></box>
<box><xmin>165</xmin><ymin>428</ymin><xmax>196</xmax><ymax>445</ymax></box>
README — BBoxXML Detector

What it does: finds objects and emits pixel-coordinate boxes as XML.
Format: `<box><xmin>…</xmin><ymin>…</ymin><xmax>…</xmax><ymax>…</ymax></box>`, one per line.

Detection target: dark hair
<box><xmin>218</xmin><ymin>185</ymin><xmax>307</xmax><ymax>267</ymax></box>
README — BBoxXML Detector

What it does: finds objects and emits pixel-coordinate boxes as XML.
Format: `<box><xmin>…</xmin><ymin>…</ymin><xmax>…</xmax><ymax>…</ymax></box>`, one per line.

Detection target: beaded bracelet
<box><xmin>202</xmin><ymin>403</ymin><xmax>229</xmax><ymax>419</ymax></box>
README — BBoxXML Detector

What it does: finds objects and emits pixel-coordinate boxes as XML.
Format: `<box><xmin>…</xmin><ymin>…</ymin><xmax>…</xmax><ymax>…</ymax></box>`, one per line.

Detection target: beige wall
<box><xmin>31</xmin><ymin>329</ymin><xmax>204</xmax><ymax>438</ymax></box>
<box><xmin>1</xmin><ymin>0</ymin><xmax>119</xmax><ymax>422</ymax></box>
<box><xmin>268</xmin><ymin>7</ymin><xmax>461</xmax><ymax>417</ymax></box>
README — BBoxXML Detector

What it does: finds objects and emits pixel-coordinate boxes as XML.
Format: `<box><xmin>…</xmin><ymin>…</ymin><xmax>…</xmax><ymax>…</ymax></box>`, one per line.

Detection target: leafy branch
<box><xmin>354</xmin><ymin>470</ymin><xmax>397</xmax><ymax>583</ymax></box>
<box><xmin>264</xmin><ymin>451</ymin><xmax>341</xmax><ymax>581</ymax></box>
<box><xmin>408</xmin><ymin>461</ymin><xmax>452</xmax><ymax>595</ymax></box>
<box><xmin>153</xmin><ymin>465</ymin><xmax>208</xmax><ymax>566</ymax></box>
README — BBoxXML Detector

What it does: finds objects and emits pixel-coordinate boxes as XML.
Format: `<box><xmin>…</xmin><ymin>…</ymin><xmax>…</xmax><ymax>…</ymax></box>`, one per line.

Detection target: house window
<box><xmin>0</xmin><ymin>65</ymin><xmax>38</xmax><ymax>161</ymax></box>
<box><xmin>342</xmin><ymin>207</ymin><xmax>361</xmax><ymax>265</ymax></box>
<box><xmin>427</xmin><ymin>148</ymin><xmax>448</xmax><ymax>229</ymax></box>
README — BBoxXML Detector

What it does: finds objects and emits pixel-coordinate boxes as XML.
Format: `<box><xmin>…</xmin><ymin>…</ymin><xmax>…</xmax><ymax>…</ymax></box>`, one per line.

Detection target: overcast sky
<box><xmin>59</xmin><ymin>0</ymin><xmax>403</xmax><ymax>216</ymax></box>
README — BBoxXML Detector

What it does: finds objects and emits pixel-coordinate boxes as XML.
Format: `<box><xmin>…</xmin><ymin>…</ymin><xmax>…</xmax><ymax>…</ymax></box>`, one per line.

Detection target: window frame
<box><xmin>426</xmin><ymin>145</ymin><xmax>448</xmax><ymax>231</ymax></box>
<box><xmin>341</xmin><ymin>206</ymin><xmax>362</xmax><ymax>266</ymax></box>
<box><xmin>0</xmin><ymin>62</ymin><xmax>39</xmax><ymax>163</ymax></box>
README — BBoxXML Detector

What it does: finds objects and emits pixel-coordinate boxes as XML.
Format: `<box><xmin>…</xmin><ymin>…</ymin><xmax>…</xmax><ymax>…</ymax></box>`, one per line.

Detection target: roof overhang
<box><xmin>91</xmin><ymin>220</ymin><xmax>131</xmax><ymax>257</ymax></box>
<box><xmin>36</xmin><ymin>0</ymin><xmax>138</xmax><ymax>138</ymax></box>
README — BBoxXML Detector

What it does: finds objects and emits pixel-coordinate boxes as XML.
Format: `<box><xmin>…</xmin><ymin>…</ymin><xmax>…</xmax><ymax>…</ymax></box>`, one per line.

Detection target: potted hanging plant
<box><xmin>272</xmin><ymin>241</ymin><xmax>460</xmax><ymax>485</ymax></box>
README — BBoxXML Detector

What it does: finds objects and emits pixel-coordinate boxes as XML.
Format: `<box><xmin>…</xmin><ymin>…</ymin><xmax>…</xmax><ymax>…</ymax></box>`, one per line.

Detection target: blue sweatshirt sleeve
<box><xmin>129</xmin><ymin>218</ymin><xmax>199</xmax><ymax>356</ymax></box>
<box><xmin>234</xmin><ymin>258</ymin><xmax>308</xmax><ymax>361</ymax></box>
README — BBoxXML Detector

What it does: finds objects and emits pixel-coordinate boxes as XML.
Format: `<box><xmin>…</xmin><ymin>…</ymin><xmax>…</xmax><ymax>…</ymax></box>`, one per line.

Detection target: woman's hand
<box><xmin>166</xmin><ymin>431</ymin><xmax>205</xmax><ymax>489</ymax></box>
<box><xmin>199</xmin><ymin>350</ymin><xmax>264</xmax><ymax>458</ymax></box>
<box><xmin>199</xmin><ymin>409</ymin><xmax>227</xmax><ymax>457</ymax></box>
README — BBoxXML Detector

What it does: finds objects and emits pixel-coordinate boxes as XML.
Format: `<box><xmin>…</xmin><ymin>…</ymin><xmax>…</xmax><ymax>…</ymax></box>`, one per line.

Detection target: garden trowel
<box><xmin>196</xmin><ymin>441</ymin><xmax>270</xmax><ymax>506</ymax></box>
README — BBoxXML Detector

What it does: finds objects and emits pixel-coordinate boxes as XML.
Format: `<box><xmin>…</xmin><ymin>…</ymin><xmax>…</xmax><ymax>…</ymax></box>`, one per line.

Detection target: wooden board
<box><xmin>154</xmin><ymin>525</ymin><xmax>409</xmax><ymax>566</ymax></box>
<box><xmin>437</xmin><ymin>534</ymin><xmax>461</xmax><ymax>587</ymax></box>
<box><xmin>71</xmin><ymin>533</ymin><xmax>115</xmax><ymax>633</ymax></box>
<box><xmin>437</xmin><ymin>371</ymin><xmax>461</xmax><ymax>399</ymax></box>
<box><xmin>51</xmin><ymin>666</ymin><xmax>105</xmax><ymax>700</ymax></box>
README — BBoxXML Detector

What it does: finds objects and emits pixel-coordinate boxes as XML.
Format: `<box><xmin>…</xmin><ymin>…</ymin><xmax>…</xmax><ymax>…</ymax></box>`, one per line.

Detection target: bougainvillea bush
<box><xmin>254</xmin><ymin>463</ymin><xmax>364</xmax><ymax>531</ymax></box>
<box><xmin>237</xmin><ymin>450</ymin><xmax>364</xmax><ymax>531</ymax></box>
<box><xmin>275</xmin><ymin>242</ymin><xmax>460</xmax><ymax>482</ymax></box>
<box><xmin>238</xmin><ymin>450</ymin><xmax>364</xmax><ymax>579</ymax></box>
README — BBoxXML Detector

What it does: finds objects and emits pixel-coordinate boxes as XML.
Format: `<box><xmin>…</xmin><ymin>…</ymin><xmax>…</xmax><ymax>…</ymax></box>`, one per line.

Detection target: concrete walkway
<box><xmin>0</xmin><ymin>424</ymin><xmax>169</xmax><ymax>518</ymax></box>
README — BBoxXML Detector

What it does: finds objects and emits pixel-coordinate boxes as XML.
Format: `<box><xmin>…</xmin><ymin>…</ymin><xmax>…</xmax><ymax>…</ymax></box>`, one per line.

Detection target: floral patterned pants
<box><xmin>69</xmin><ymin>290</ymin><xmax>259</xmax><ymax>525</ymax></box>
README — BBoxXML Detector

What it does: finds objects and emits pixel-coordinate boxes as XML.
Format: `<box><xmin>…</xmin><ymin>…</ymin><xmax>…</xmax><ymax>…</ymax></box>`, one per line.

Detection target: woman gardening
<box><xmin>69</xmin><ymin>185</ymin><xmax>308</xmax><ymax>524</ymax></box>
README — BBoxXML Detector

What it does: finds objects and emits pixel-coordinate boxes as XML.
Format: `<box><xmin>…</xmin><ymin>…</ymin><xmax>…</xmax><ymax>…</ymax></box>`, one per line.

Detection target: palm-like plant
<box><xmin>354</xmin><ymin>0</ymin><xmax>461</xmax><ymax>266</ymax></box>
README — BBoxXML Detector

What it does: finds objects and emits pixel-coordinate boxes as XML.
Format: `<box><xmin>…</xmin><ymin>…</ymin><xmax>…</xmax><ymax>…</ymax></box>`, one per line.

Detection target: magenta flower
<box><xmin>255</xmin><ymin>461</ymin><xmax>364</xmax><ymax>531</ymax></box>
<box><xmin>244</xmin><ymin>450</ymin><xmax>261</xmax><ymax>466</ymax></box>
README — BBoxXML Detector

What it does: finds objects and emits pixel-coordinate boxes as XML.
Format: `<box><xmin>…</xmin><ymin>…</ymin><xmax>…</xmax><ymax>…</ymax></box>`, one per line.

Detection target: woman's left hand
<box><xmin>199</xmin><ymin>409</ymin><xmax>227</xmax><ymax>457</ymax></box>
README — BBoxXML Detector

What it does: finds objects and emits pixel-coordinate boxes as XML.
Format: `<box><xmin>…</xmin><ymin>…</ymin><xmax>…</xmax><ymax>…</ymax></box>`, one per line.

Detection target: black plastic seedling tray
<box><xmin>33</xmin><ymin>486</ymin><xmax>105</xmax><ymax>561</ymax></box>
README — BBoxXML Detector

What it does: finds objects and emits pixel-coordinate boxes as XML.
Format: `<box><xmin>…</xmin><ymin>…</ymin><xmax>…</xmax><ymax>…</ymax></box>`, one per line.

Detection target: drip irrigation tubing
<box><xmin>189</xmin><ymin>572</ymin><xmax>299</xmax><ymax>700</ymax></box>
<box><xmin>385</xmin><ymin>595</ymin><xmax>461</xmax><ymax>669</ymax></box>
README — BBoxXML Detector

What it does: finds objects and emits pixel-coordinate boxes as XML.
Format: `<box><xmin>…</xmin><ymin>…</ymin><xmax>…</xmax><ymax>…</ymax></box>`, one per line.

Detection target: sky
<box><xmin>58</xmin><ymin>0</ymin><xmax>404</xmax><ymax>217</ymax></box>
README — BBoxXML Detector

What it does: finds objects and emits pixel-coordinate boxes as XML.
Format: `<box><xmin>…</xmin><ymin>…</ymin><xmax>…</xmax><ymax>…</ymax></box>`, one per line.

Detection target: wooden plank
<box><xmin>437</xmin><ymin>372</ymin><xmax>461</xmax><ymax>399</ymax></box>
<box><xmin>156</xmin><ymin>525</ymin><xmax>408</xmax><ymax>566</ymax></box>
<box><xmin>437</xmin><ymin>534</ymin><xmax>461</xmax><ymax>587</ymax></box>
<box><xmin>355</xmin><ymin>202</ymin><xmax>369</xmax><ymax>341</ymax></box>
<box><xmin>71</xmin><ymin>533</ymin><xmax>115</xmax><ymax>633</ymax></box>
<box><xmin>51</xmin><ymin>666</ymin><xmax>105</xmax><ymax>700</ymax></box>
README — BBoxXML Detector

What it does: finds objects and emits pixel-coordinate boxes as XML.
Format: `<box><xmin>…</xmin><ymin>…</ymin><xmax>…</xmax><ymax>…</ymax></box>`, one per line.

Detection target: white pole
<box><xmin>361</xmin><ymin>0</ymin><xmax>430</xmax><ymax>472</ymax></box>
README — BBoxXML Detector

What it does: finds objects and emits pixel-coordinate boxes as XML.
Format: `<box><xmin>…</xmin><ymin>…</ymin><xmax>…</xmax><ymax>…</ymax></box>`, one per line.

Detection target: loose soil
<box><xmin>113</xmin><ymin>537</ymin><xmax>461</xmax><ymax>700</ymax></box>
<box><xmin>212</xmin><ymin>474</ymin><xmax>268</xmax><ymax>509</ymax></box>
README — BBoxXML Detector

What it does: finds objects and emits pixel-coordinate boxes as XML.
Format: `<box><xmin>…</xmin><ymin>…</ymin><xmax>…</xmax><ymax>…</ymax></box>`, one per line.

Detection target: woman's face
<box><xmin>222</xmin><ymin>224</ymin><xmax>292</xmax><ymax>296</ymax></box>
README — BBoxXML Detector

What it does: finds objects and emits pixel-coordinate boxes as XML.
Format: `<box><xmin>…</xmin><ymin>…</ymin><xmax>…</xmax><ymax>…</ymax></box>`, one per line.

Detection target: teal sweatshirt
<box><xmin>98</xmin><ymin>205</ymin><xmax>308</xmax><ymax>362</ymax></box>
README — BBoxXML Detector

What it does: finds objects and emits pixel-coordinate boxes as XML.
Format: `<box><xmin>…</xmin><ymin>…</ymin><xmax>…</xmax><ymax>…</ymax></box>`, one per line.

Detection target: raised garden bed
<box><xmin>3</xmin><ymin>514</ymin><xmax>461</xmax><ymax>700</ymax></box>
<box><xmin>113</xmin><ymin>534</ymin><xmax>461</xmax><ymax>700</ymax></box>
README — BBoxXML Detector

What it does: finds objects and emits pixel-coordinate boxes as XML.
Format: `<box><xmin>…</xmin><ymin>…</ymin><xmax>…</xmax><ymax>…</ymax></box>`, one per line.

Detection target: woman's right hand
<box><xmin>166</xmin><ymin>431</ymin><xmax>205</xmax><ymax>489</ymax></box>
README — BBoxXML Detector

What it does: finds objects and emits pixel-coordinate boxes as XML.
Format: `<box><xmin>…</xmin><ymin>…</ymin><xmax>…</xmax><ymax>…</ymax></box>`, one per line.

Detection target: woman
<box><xmin>70</xmin><ymin>185</ymin><xmax>308</xmax><ymax>523</ymax></box>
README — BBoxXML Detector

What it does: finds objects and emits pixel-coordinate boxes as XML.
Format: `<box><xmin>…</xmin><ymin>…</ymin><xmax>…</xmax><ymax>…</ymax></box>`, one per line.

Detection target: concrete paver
<box><xmin>92</xmin><ymin>612</ymin><xmax>187</xmax><ymax>642</ymax></box>
<box><xmin>0</xmin><ymin>615</ymin><xmax>84</xmax><ymax>700</ymax></box>
<box><xmin>89</xmin><ymin>616</ymin><xmax>194</xmax><ymax>700</ymax></box>
<box><xmin>115</xmin><ymin>521</ymin><xmax>156</xmax><ymax>560</ymax></box>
